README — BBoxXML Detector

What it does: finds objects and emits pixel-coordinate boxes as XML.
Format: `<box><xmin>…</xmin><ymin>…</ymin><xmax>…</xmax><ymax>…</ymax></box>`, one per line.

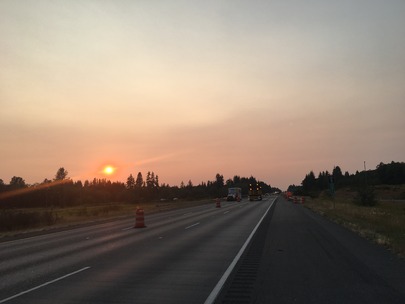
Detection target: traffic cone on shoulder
<box><xmin>216</xmin><ymin>198</ymin><xmax>221</xmax><ymax>208</ymax></box>
<box><xmin>301</xmin><ymin>197</ymin><xmax>305</xmax><ymax>204</ymax></box>
<box><xmin>134</xmin><ymin>208</ymin><xmax>146</xmax><ymax>228</ymax></box>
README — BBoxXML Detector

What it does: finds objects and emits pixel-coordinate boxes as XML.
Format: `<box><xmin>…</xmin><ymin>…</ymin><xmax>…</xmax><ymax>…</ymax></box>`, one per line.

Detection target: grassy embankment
<box><xmin>303</xmin><ymin>185</ymin><xmax>405</xmax><ymax>258</ymax></box>
<box><xmin>0</xmin><ymin>199</ymin><xmax>214</xmax><ymax>239</ymax></box>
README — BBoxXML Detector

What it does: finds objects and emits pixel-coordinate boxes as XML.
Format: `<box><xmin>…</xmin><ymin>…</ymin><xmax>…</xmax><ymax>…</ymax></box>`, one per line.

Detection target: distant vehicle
<box><xmin>227</xmin><ymin>187</ymin><xmax>242</xmax><ymax>201</ymax></box>
<box><xmin>285</xmin><ymin>191</ymin><xmax>293</xmax><ymax>200</ymax></box>
<box><xmin>249</xmin><ymin>183</ymin><xmax>263</xmax><ymax>201</ymax></box>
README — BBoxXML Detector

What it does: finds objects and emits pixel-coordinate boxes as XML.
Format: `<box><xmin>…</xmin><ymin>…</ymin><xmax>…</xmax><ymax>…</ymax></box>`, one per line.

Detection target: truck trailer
<box><xmin>227</xmin><ymin>187</ymin><xmax>242</xmax><ymax>201</ymax></box>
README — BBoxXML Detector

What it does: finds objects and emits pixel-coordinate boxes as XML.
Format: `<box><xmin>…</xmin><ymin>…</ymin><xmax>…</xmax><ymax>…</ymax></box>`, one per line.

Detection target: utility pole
<box><xmin>328</xmin><ymin>174</ymin><xmax>335</xmax><ymax>208</ymax></box>
<box><xmin>364</xmin><ymin>161</ymin><xmax>367</xmax><ymax>187</ymax></box>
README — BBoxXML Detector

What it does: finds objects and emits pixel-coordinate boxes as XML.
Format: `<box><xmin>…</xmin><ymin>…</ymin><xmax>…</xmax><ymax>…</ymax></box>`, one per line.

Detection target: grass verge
<box><xmin>0</xmin><ymin>199</ymin><xmax>214</xmax><ymax>239</ymax></box>
<box><xmin>304</xmin><ymin>188</ymin><xmax>405</xmax><ymax>258</ymax></box>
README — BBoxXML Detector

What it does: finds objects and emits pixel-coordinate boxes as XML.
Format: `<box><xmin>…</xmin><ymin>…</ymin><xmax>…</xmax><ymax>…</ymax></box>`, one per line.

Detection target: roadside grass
<box><xmin>304</xmin><ymin>187</ymin><xmax>405</xmax><ymax>258</ymax></box>
<box><xmin>0</xmin><ymin>199</ymin><xmax>214</xmax><ymax>238</ymax></box>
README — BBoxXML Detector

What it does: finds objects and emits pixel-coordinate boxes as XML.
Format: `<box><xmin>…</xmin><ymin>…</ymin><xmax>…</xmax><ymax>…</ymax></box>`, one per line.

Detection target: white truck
<box><xmin>227</xmin><ymin>187</ymin><xmax>242</xmax><ymax>201</ymax></box>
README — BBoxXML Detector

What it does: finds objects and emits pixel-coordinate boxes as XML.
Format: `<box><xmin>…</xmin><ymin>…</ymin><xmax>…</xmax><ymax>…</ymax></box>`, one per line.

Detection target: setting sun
<box><xmin>103</xmin><ymin>166</ymin><xmax>115</xmax><ymax>175</ymax></box>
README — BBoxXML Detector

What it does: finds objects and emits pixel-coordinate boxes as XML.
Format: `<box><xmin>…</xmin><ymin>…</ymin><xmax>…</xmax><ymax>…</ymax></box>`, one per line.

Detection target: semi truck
<box><xmin>248</xmin><ymin>183</ymin><xmax>263</xmax><ymax>201</ymax></box>
<box><xmin>227</xmin><ymin>187</ymin><xmax>242</xmax><ymax>201</ymax></box>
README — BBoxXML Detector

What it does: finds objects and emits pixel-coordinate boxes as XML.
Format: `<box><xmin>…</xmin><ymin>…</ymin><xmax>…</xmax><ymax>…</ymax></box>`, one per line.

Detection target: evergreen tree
<box><xmin>302</xmin><ymin>171</ymin><xmax>317</xmax><ymax>193</ymax></box>
<box><xmin>215</xmin><ymin>173</ymin><xmax>224</xmax><ymax>188</ymax></box>
<box><xmin>126</xmin><ymin>174</ymin><xmax>135</xmax><ymax>189</ymax></box>
<box><xmin>135</xmin><ymin>172</ymin><xmax>143</xmax><ymax>188</ymax></box>
<box><xmin>332</xmin><ymin>166</ymin><xmax>343</xmax><ymax>185</ymax></box>
<box><xmin>233</xmin><ymin>175</ymin><xmax>241</xmax><ymax>184</ymax></box>
<box><xmin>154</xmin><ymin>174</ymin><xmax>159</xmax><ymax>188</ymax></box>
<box><xmin>376</xmin><ymin>161</ymin><xmax>405</xmax><ymax>184</ymax></box>
<box><xmin>146</xmin><ymin>171</ymin><xmax>155</xmax><ymax>188</ymax></box>
<box><xmin>0</xmin><ymin>179</ymin><xmax>4</xmax><ymax>192</ymax></box>
<box><xmin>55</xmin><ymin>167</ymin><xmax>68</xmax><ymax>181</ymax></box>
<box><xmin>317</xmin><ymin>171</ymin><xmax>330</xmax><ymax>190</ymax></box>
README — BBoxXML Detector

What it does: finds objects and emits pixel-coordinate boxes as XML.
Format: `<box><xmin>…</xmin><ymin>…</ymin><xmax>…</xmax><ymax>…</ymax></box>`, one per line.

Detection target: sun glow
<box><xmin>103</xmin><ymin>165</ymin><xmax>115</xmax><ymax>175</ymax></box>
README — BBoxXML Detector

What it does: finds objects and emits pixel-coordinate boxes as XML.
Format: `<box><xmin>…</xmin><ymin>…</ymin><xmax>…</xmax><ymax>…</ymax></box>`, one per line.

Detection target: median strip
<box><xmin>0</xmin><ymin>267</ymin><xmax>91</xmax><ymax>303</ymax></box>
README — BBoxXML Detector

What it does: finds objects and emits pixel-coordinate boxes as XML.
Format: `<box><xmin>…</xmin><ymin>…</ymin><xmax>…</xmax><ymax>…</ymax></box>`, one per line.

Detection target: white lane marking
<box><xmin>185</xmin><ymin>222</ymin><xmax>200</xmax><ymax>230</ymax></box>
<box><xmin>204</xmin><ymin>197</ymin><xmax>277</xmax><ymax>304</ymax></box>
<box><xmin>223</xmin><ymin>211</ymin><xmax>230</xmax><ymax>214</ymax></box>
<box><xmin>183</xmin><ymin>212</ymin><xmax>193</xmax><ymax>216</ymax></box>
<box><xmin>0</xmin><ymin>267</ymin><xmax>91</xmax><ymax>304</ymax></box>
<box><xmin>122</xmin><ymin>226</ymin><xmax>133</xmax><ymax>231</ymax></box>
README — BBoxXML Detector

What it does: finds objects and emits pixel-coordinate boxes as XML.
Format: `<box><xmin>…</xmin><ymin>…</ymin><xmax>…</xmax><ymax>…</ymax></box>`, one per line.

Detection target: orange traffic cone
<box><xmin>216</xmin><ymin>198</ymin><xmax>221</xmax><ymax>208</ymax></box>
<box><xmin>134</xmin><ymin>208</ymin><xmax>146</xmax><ymax>228</ymax></box>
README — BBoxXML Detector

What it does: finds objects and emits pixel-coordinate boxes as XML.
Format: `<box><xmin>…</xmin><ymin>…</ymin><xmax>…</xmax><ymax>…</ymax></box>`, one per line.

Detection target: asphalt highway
<box><xmin>0</xmin><ymin>197</ymin><xmax>276</xmax><ymax>304</ymax></box>
<box><xmin>2</xmin><ymin>195</ymin><xmax>405</xmax><ymax>304</ymax></box>
<box><xmin>216</xmin><ymin>196</ymin><xmax>405</xmax><ymax>303</ymax></box>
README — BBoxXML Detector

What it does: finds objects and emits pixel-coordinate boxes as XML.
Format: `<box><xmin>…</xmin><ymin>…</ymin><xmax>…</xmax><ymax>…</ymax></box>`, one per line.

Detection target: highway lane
<box><xmin>0</xmin><ymin>197</ymin><xmax>277</xmax><ymax>303</ymax></box>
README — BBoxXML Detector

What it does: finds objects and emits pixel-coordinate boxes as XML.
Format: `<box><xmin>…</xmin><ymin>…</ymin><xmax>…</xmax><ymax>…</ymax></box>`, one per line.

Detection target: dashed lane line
<box><xmin>185</xmin><ymin>222</ymin><xmax>200</xmax><ymax>230</ymax></box>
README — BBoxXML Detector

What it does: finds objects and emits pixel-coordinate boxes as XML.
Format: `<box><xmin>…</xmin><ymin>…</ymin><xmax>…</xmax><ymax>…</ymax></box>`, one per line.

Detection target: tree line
<box><xmin>0</xmin><ymin>168</ymin><xmax>278</xmax><ymax>208</ymax></box>
<box><xmin>289</xmin><ymin>161</ymin><xmax>405</xmax><ymax>197</ymax></box>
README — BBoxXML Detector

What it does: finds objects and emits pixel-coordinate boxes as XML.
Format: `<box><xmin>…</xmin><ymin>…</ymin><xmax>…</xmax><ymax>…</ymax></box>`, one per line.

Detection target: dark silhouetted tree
<box><xmin>332</xmin><ymin>166</ymin><xmax>343</xmax><ymax>185</ymax></box>
<box><xmin>215</xmin><ymin>173</ymin><xmax>224</xmax><ymax>188</ymax></box>
<box><xmin>376</xmin><ymin>161</ymin><xmax>405</xmax><ymax>184</ymax></box>
<box><xmin>135</xmin><ymin>172</ymin><xmax>143</xmax><ymax>188</ymax></box>
<box><xmin>10</xmin><ymin>176</ymin><xmax>26</xmax><ymax>188</ymax></box>
<box><xmin>0</xmin><ymin>179</ymin><xmax>5</xmax><ymax>193</ymax></box>
<box><xmin>126</xmin><ymin>174</ymin><xmax>135</xmax><ymax>189</ymax></box>
<box><xmin>55</xmin><ymin>167</ymin><xmax>68</xmax><ymax>181</ymax></box>
<box><xmin>302</xmin><ymin>171</ymin><xmax>317</xmax><ymax>194</ymax></box>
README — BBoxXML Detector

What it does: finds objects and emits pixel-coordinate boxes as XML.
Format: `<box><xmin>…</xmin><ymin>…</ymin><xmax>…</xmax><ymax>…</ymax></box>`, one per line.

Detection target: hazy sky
<box><xmin>1</xmin><ymin>0</ymin><xmax>404</xmax><ymax>190</ymax></box>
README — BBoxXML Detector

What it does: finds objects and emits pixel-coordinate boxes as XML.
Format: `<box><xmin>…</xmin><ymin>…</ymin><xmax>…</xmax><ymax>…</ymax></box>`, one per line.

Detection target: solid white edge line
<box><xmin>0</xmin><ymin>267</ymin><xmax>91</xmax><ymax>303</ymax></box>
<box><xmin>204</xmin><ymin>197</ymin><xmax>277</xmax><ymax>304</ymax></box>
